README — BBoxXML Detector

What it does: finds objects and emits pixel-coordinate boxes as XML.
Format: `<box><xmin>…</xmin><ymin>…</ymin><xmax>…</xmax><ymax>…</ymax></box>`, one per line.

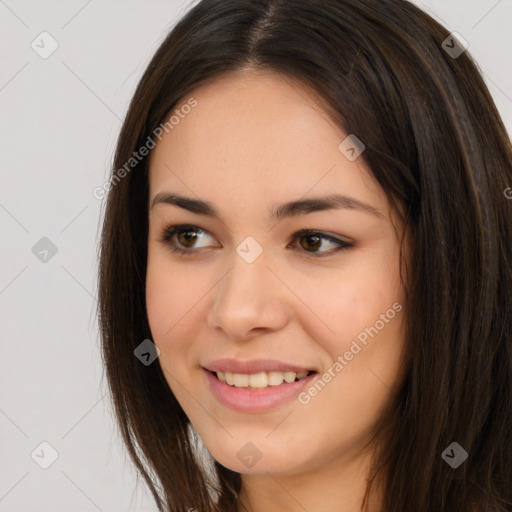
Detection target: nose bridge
<box><xmin>208</xmin><ymin>243</ymin><xmax>288</xmax><ymax>339</ymax></box>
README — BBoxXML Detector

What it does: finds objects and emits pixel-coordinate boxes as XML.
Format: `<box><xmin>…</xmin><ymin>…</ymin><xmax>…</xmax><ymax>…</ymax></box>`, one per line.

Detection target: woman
<box><xmin>97</xmin><ymin>0</ymin><xmax>512</xmax><ymax>510</ymax></box>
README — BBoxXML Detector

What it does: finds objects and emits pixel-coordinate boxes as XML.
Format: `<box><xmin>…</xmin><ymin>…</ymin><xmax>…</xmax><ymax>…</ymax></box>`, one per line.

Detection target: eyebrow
<box><xmin>150</xmin><ymin>192</ymin><xmax>384</xmax><ymax>220</ymax></box>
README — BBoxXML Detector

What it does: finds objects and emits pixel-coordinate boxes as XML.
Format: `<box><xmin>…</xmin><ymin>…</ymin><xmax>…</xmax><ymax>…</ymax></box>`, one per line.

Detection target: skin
<box><xmin>146</xmin><ymin>67</ymin><xmax>408</xmax><ymax>512</ymax></box>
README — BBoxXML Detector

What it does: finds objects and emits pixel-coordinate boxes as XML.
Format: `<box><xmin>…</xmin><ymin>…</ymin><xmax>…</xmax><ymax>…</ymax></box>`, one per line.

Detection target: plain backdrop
<box><xmin>1</xmin><ymin>0</ymin><xmax>511</xmax><ymax>510</ymax></box>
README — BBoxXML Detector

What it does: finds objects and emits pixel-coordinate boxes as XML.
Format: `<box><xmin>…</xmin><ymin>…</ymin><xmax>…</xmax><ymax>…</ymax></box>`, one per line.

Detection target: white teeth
<box><xmin>248</xmin><ymin>372</ymin><xmax>268</xmax><ymax>388</ymax></box>
<box><xmin>215</xmin><ymin>370</ymin><xmax>311</xmax><ymax>388</ymax></box>
<box><xmin>283</xmin><ymin>371</ymin><xmax>296</xmax><ymax>383</ymax></box>
<box><xmin>233</xmin><ymin>373</ymin><xmax>249</xmax><ymax>387</ymax></box>
<box><xmin>267</xmin><ymin>371</ymin><xmax>284</xmax><ymax>386</ymax></box>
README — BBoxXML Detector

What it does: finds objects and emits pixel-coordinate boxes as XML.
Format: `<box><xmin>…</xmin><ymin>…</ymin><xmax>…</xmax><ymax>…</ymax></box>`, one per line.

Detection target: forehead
<box><xmin>148</xmin><ymin>68</ymin><xmax>385</xmax><ymax>218</ymax></box>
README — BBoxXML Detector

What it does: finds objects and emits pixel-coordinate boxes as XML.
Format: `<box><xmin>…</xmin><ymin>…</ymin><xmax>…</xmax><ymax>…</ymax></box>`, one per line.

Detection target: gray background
<box><xmin>0</xmin><ymin>1</ymin><xmax>510</xmax><ymax>510</ymax></box>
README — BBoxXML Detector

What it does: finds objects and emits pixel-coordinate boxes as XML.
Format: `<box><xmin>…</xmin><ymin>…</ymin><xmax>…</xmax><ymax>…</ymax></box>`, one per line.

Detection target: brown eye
<box><xmin>298</xmin><ymin>233</ymin><xmax>322</xmax><ymax>252</ymax></box>
<box><xmin>159</xmin><ymin>225</ymin><xmax>354</xmax><ymax>257</ymax></box>
<box><xmin>176</xmin><ymin>229</ymin><xmax>199</xmax><ymax>248</ymax></box>
<box><xmin>159</xmin><ymin>225</ymin><xmax>217</xmax><ymax>254</ymax></box>
<box><xmin>291</xmin><ymin>229</ymin><xmax>354</xmax><ymax>256</ymax></box>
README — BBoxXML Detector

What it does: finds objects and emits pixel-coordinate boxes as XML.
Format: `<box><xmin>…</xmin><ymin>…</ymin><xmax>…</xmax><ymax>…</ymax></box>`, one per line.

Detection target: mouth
<box><xmin>204</xmin><ymin>367</ymin><xmax>318</xmax><ymax>412</ymax></box>
<box><xmin>209</xmin><ymin>369</ymin><xmax>315</xmax><ymax>389</ymax></box>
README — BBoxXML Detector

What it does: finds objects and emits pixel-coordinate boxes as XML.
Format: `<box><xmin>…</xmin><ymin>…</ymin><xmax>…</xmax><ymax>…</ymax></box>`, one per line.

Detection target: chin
<box><xmin>205</xmin><ymin>439</ymin><xmax>307</xmax><ymax>476</ymax></box>
<box><xmin>218</xmin><ymin>455</ymin><xmax>299</xmax><ymax>475</ymax></box>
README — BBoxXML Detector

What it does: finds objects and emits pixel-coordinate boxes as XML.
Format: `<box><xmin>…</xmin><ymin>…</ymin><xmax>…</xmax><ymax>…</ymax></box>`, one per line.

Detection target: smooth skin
<box><xmin>146</xmin><ymin>68</ymin><xmax>408</xmax><ymax>512</ymax></box>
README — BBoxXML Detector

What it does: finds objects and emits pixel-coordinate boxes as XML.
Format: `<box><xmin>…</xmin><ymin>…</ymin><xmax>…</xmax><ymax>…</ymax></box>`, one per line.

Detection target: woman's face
<box><xmin>146</xmin><ymin>68</ymin><xmax>407</xmax><ymax>476</ymax></box>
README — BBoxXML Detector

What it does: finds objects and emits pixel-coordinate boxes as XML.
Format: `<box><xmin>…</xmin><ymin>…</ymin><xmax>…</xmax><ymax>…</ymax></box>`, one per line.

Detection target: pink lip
<box><xmin>203</xmin><ymin>358</ymin><xmax>315</xmax><ymax>374</ymax></box>
<box><xmin>204</xmin><ymin>368</ymin><xmax>316</xmax><ymax>413</ymax></box>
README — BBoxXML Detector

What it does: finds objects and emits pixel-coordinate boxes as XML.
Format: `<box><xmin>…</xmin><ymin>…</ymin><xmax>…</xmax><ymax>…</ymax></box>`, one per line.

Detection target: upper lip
<box><xmin>203</xmin><ymin>358</ymin><xmax>316</xmax><ymax>374</ymax></box>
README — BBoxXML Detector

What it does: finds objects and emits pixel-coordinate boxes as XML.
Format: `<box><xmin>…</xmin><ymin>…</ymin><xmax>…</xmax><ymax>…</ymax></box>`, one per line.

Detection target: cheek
<box><xmin>302</xmin><ymin>257</ymin><xmax>404</xmax><ymax>381</ymax></box>
<box><xmin>145</xmin><ymin>250</ymin><xmax>212</xmax><ymax>385</ymax></box>
<box><xmin>145</xmin><ymin>262</ymin><xmax>191</xmax><ymax>392</ymax></box>
<box><xmin>145</xmin><ymin>249</ymin><xmax>199</xmax><ymax>339</ymax></box>
<box><xmin>293</xmin><ymin>265</ymin><xmax>399</xmax><ymax>342</ymax></box>
<box><xmin>145</xmin><ymin>259</ymin><xmax>174</xmax><ymax>340</ymax></box>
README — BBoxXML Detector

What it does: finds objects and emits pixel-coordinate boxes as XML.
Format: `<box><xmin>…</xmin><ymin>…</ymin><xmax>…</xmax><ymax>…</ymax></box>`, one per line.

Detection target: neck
<box><xmin>235</xmin><ymin>446</ymin><xmax>384</xmax><ymax>512</ymax></box>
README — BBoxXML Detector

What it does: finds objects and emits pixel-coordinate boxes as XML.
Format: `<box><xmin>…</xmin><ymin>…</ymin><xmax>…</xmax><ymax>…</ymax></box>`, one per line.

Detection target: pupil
<box><xmin>302</xmin><ymin>234</ymin><xmax>320</xmax><ymax>251</ymax></box>
<box><xmin>179</xmin><ymin>231</ymin><xmax>196</xmax><ymax>247</ymax></box>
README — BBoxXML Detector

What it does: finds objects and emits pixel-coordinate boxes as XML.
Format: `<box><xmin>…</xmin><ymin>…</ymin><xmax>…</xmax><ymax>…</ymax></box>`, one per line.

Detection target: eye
<box><xmin>288</xmin><ymin>229</ymin><xmax>354</xmax><ymax>256</ymax></box>
<box><xmin>158</xmin><ymin>225</ymin><xmax>354</xmax><ymax>256</ymax></box>
<box><xmin>158</xmin><ymin>224</ymin><xmax>217</xmax><ymax>254</ymax></box>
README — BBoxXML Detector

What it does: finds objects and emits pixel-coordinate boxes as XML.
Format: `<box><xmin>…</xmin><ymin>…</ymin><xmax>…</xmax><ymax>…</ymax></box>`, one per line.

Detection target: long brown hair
<box><xmin>97</xmin><ymin>1</ymin><xmax>512</xmax><ymax>510</ymax></box>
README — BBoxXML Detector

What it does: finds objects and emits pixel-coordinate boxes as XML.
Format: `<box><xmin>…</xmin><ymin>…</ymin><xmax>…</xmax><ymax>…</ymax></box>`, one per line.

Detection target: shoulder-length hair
<box><xmin>97</xmin><ymin>0</ymin><xmax>512</xmax><ymax>510</ymax></box>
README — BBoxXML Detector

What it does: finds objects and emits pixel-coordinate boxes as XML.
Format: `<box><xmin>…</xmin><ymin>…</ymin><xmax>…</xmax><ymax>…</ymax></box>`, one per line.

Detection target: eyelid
<box><xmin>158</xmin><ymin>224</ymin><xmax>218</xmax><ymax>248</ymax></box>
<box><xmin>292</xmin><ymin>228</ymin><xmax>353</xmax><ymax>246</ymax></box>
<box><xmin>158</xmin><ymin>224</ymin><xmax>354</xmax><ymax>256</ymax></box>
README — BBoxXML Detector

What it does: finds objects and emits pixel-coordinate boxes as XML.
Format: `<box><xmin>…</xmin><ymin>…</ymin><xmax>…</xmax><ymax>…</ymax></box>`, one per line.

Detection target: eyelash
<box><xmin>157</xmin><ymin>224</ymin><xmax>354</xmax><ymax>257</ymax></box>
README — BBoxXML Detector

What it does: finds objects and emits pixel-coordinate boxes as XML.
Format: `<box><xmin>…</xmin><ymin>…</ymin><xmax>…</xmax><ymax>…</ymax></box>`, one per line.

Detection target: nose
<box><xmin>207</xmin><ymin>250</ymin><xmax>290</xmax><ymax>341</ymax></box>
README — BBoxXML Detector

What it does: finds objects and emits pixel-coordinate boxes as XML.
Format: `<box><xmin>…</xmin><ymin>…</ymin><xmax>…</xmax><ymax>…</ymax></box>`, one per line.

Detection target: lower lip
<box><xmin>204</xmin><ymin>369</ymin><xmax>316</xmax><ymax>413</ymax></box>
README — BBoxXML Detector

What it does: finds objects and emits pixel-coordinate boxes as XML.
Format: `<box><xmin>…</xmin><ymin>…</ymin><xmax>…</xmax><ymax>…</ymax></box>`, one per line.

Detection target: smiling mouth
<box><xmin>210</xmin><ymin>370</ymin><xmax>315</xmax><ymax>389</ymax></box>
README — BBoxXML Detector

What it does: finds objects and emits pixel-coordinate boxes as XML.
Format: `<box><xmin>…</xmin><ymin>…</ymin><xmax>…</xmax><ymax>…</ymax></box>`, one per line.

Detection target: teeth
<box><xmin>267</xmin><ymin>371</ymin><xmax>284</xmax><ymax>386</ymax></box>
<box><xmin>215</xmin><ymin>370</ymin><xmax>310</xmax><ymax>388</ymax></box>
<box><xmin>249</xmin><ymin>372</ymin><xmax>268</xmax><ymax>388</ymax></box>
<box><xmin>283</xmin><ymin>371</ymin><xmax>296</xmax><ymax>383</ymax></box>
<box><xmin>233</xmin><ymin>373</ymin><xmax>249</xmax><ymax>387</ymax></box>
